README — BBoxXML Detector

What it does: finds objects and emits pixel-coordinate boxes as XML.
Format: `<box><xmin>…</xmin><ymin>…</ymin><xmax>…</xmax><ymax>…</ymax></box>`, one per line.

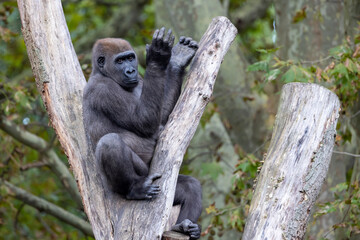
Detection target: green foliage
<box><xmin>238</xmin><ymin>6</ymin><xmax>275</xmax><ymax>57</ymax></box>
<box><xmin>200</xmin><ymin>162</ymin><xmax>224</xmax><ymax>180</ymax></box>
<box><xmin>203</xmin><ymin>152</ymin><xmax>260</xmax><ymax>235</ymax></box>
<box><xmin>248</xmin><ymin>35</ymin><xmax>360</xmax><ymax>113</ymax></box>
<box><xmin>314</xmin><ymin>181</ymin><xmax>360</xmax><ymax>237</ymax></box>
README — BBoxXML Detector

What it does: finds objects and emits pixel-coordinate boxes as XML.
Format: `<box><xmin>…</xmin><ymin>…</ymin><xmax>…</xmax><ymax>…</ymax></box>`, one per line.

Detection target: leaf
<box><xmin>292</xmin><ymin>7</ymin><xmax>307</xmax><ymax>24</ymax></box>
<box><xmin>14</xmin><ymin>91</ymin><xmax>32</xmax><ymax>110</ymax></box>
<box><xmin>330</xmin><ymin>182</ymin><xmax>348</xmax><ymax>192</ymax></box>
<box><xmin>200</xmin><ymin>162</ymin><xmax>224</xmax><ymax>180</ymax></box>
<box><xmin>255</xmin><ymin>47</ymin><xmax>280</xmax><ymax>54</ymax></box>
<box><xmin>355</xmin><ymin>34</ymin><xmax>360</xmax><ymax>44</ymax></box>
<box><xmin>265</xmin><ymin>69</ymin><xmax>281</xmax><ymax>81</ymax></box>
<box><xmin>344</xmin><ymin>58</ymin><xmax>358</xmax><ymax>73</ymax></box>
<box><xmin>342</xmin><ymin>127</ymin><xmax>352</xmax><ymax>143</ymax></box>
<box><xmin>281</xmin><ymin>66</ymin><xmax>296</xmax><ymax>83</ymax></box>
<box><xmin>247</xmin><ymin>61</ymin><xmax>269</xmax><ymax>72</ymax></box>
<box><xmin>256</xmin><ymin>49</ymin><xmax>268</xmax><ymax>53</ymax></box>
<box><xmin>331</xmin><ymin>63</ymin><xmax>349</xmax><ymax>80</ymax></box>
<box><xmin>329</xmin><ymin>45</ymin><xmax>352</xmax><ymax>58</ymax></box>
<box><xmin>205</xmin><ymin>203</ymin><xmax>217</xmax><ymax>214</ymax></box>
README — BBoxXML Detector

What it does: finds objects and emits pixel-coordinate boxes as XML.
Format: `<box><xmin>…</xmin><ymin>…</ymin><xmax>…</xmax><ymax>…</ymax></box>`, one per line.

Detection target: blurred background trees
<box><xmin>0</xmin><ymin>0</ymin><xmax>359</xmax><ymax>239</ymax></box>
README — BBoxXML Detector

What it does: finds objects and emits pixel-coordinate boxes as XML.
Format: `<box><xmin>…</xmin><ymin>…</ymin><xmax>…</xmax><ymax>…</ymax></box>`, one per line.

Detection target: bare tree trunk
<box><xmin>243</xmin><ymin>83</ymin><xmax>340</xmax><ymax>240</ymax></box>
<box><xmin>17</xmin><ymin>0</ymin><xmax>237</xmax><ymax>239</ymax></box>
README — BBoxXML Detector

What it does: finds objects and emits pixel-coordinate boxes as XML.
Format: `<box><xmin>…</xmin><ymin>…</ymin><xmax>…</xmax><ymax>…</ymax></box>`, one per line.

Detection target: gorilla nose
<box><xmin>125</xmin><ymin>68</ymin><xmax>136</xmax><ymax>78</ymax></box>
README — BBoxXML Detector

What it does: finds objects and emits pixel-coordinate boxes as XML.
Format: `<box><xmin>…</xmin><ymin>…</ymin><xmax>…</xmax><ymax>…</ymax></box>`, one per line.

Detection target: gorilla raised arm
<box><xmin>83</xmin><ymin>28</ymin><xmax>202</xmax><ymax>239</ymax></box>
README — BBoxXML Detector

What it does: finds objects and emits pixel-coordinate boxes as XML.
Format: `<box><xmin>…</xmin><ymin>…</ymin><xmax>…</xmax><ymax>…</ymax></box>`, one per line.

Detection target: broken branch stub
<box><xmin>243</xmin><ymin>83</ymin><xmax>340</xmax><ymax>240</ymax></box>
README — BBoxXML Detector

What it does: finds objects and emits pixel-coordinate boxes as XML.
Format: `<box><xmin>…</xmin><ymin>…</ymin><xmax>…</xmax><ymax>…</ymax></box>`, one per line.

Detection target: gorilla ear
<box><xmin>97</xmin><ymin>56</ymin><xmax>105</xmax><ymax>68</ymax></box>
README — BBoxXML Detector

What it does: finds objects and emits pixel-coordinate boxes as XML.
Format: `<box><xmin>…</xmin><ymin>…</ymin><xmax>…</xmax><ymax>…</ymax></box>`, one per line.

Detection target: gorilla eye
<box><xmin>116</xmin><ymin>58</ymin><xmax>123</xmax><ymax>64</ymax></box>
<box><xmin>128</xmin><ymin>56</ymin><xmax>134</xmax><ymax>61</ymax></box>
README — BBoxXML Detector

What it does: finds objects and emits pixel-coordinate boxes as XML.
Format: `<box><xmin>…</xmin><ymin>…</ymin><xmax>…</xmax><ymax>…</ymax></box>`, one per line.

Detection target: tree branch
<box><xmin>20</xmin><ymin>161</ymin><xmax>48</xmax><ymax>171</ymax></box>
<box><xmin>2</xmin><ymin>180</ymin><xmax>93</xmax><ymax>237</ymax></box>
<box><xmin>332</xmin><ymin>150</ymin><xmax>360</xmax><ymax>158</ymax></box>
<box><xmin>0</xmin><ymin>117</ymin><xmax>82</xmax><ymax>207</ymax></box>
<box><xmin>243</xmin><ymin>83</ymin><xmax>340</xmax><ymax>239</ymax></box>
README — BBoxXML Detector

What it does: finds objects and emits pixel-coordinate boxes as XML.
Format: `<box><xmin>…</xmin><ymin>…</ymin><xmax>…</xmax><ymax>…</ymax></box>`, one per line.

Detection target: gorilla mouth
<box><xmin>124</xmin><ymin>79</ymin><xmax>139</xmax><ymax>87</ymax></box>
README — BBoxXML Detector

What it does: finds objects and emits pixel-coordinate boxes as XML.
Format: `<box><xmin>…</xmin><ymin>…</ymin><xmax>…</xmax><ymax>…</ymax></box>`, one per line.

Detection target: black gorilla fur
<box><xmin>83</xmin><ymin>28</ymin><xmax>202</xmax><ymax>239</ymax></box>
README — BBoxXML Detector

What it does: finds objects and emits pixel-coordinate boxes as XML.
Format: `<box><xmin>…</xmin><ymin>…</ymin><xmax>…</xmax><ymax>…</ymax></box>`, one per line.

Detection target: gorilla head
<box><xmin>92</xmin><ymin>38</ymin><xmax>139</xmax><ymax>89</ymax></box>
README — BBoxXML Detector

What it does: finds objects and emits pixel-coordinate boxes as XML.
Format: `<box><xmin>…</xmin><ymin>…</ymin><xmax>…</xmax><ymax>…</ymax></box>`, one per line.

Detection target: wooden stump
<box><xmin>243</xmin><ymin>83</ymin><xmax>340</xmax><ymax>240</ymax></box>
<box><xmin>162</xmin><ymin>231</ymin><xmax>190</xmax><ymax>240</ymax></box>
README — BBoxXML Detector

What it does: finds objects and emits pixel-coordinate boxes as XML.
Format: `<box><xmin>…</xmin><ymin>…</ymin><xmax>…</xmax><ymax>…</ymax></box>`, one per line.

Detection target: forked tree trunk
<box><xmin>17</xmin><ymin>1</ymin><xmax>237</xmax><ymax>239</ymax></box>
<box><xmin>243</xmin><ymin>83</ymin><xmax>340</xmax><ymax>240</ymax></box>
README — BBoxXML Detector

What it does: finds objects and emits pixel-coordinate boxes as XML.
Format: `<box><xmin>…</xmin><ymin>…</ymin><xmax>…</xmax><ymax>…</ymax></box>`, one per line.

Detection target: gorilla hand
<box><xmin>146</xmin><ymin>27</ymin><xmax>175</xmax><ymax>68</ymax></box>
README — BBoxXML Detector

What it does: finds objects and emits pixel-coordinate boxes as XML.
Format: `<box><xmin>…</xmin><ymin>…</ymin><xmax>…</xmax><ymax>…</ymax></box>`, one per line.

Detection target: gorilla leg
<box><xmin>95</xmin><ymin>133</ymin><xmax>161</xmax><ymax>200</ymax></box>
<box><xmin>172</xmin><ymin>175</ymin><xmax>202</xmax><ymax>239</ymax></box>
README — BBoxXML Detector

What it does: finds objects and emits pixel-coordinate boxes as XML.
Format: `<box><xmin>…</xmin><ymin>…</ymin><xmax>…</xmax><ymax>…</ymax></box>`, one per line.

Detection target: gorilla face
<box><xmin>93</xmin><ymin>39</ymin><xmax>139</xmax><ymax>90</ymax></box>
<box><xmin>112</xmin><ymin>50</ymin><xmax>139</xmax><ymax>89</ymax></box>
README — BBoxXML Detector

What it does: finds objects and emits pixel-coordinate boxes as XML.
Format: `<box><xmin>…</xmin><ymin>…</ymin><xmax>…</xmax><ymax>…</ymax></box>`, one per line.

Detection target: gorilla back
<box><xmin>83</xmin><ymin>28</ymin><xmax>202</xmax><ymax>239</ymax></box>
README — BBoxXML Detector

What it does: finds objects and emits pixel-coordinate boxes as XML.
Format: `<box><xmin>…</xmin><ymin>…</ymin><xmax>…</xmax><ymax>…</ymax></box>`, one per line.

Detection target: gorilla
<box><xmin>83</xmin><ymin>28</ymin><xmax>202</xmax><ymax>239</ymax></box>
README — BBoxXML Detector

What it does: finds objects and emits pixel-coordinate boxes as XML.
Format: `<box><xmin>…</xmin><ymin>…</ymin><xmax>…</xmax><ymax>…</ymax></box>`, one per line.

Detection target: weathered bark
<box><xmin>17</xmin><ymin>0</ymin><xmax>237</xmax><ymax>239</ymax></box>
<box><xmin>162</xmin><ymin>231</ymin><xmax>190</xmax><ymax>240</ymax></box>
<box><xmin>243</xmin><ymin>83</ymin><xmax>340</xmax><ymax>240</ymax></box>
<box><xmin>274</xmin><ymin>1</ymin><xmax>360</xmax><ymax>239</ymax></box>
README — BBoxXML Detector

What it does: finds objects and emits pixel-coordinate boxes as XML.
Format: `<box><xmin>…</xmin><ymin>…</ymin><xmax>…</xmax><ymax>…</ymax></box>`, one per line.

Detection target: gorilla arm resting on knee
<box><xmin>83</xmin><ymin>28</ymin><xmax>202</xmax><ymax>239</ymax></box>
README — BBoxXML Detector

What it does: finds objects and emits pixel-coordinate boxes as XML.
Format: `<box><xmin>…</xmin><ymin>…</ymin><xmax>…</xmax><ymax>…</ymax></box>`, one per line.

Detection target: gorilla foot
<box><xmin>171</xmin><ymin>219</ymin><xmax>201</xmax><ymax>240</ymax></box>
<box><xmin>170</xmin><ymin>36</ymin><xmax>198</xmax><ymax>69</ymax></box>
<box><xmin>126</xmin><ymin>173</ymin><xmax>161</xmax><ymax>200</ymax></box>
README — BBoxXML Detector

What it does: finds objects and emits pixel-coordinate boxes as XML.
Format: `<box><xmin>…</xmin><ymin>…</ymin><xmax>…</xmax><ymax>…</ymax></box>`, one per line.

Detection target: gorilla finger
<box><xmin>149</xmin><ymin>185</ymin><xmax>160</xmax><ymax>191</ymax></box>
<box><xmin>179</xmin><ymin>36</ymin><xmax>185</xmax><ymax>43</ymax></box>
<box><xmin>189</xmin><ymin>227</ymin><xmax>200</xmax><ymax>233</ymax></box>
<box><xmin>149</xmin><ymin>186</ymin><xmax>161</xmax><ymax>192</ymax></box>
<box><xmin>163</xmin><ymin>29</ymin><xmax>172</xmax><ymax>43</ymax></box>
<box><xmin>169</xmin><ymin>35</ymin><xmax>175</xmax><ymax>47</ymax></box>
<box><xmin>150</xmin><ymin>173</ymin><xmax>162</xmax><ymax>181</ymax></box>
<box><xmin>157</xmin><ymin>27</ymin><xmax>166</xmax><ymax>41</ymax></box>
<box><xmin>189</xmin><ymin>232</ymin><xmax>200</xmax><ymax>237</ymax></box>
<box><xmin>190</xmin><ymin>233</ymin><xmax>200</xmax><ymax>239</ymax></box>
<box><xmin>184</xmin><ymin>37</ymin><xmax>192</xmax><ymax>45</ymax></box>
<box><xmin>189</xmin><ymin>40</ymin><xmax>198</xmax><ymax>49</ymax></box>
<box><xmin>152</xmin><ymin>29</ymin><xmax>160</xmax><ymax>41</ymax></box>
<box><xmin>144</xmin><ymin>175</ymin><xmax>159</xmax><ymax>185</ymax></box>
<box><xmin>145</xmin><ymin>194</ymin><xmax>153</xmax><ymax>199</ymax></box>
<box><xmin>148</xmin><ymin>189</ymin><xmax>161</xmax><ymax>195</ymax></box>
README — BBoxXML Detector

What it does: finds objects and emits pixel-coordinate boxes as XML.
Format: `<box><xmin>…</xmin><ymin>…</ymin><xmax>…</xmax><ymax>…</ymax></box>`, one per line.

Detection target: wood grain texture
<box><xmin>17</xmin><ymin>1</ymin><xmax>237</xmax><ymax>239</ymax></box>
<box><xmin>162</xmin><ymin>231</ymin><xmax>190</xmax><ymax>240</ymax></box>
<box><xmin>243</xmin><ymin>83</ymin><xmax>340</xmax><ymax>240</ymax></box>
<box><xmin>17</xmin><ymin>0</ymin><xmax>105</xmax><ymax>238</ymax></box>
